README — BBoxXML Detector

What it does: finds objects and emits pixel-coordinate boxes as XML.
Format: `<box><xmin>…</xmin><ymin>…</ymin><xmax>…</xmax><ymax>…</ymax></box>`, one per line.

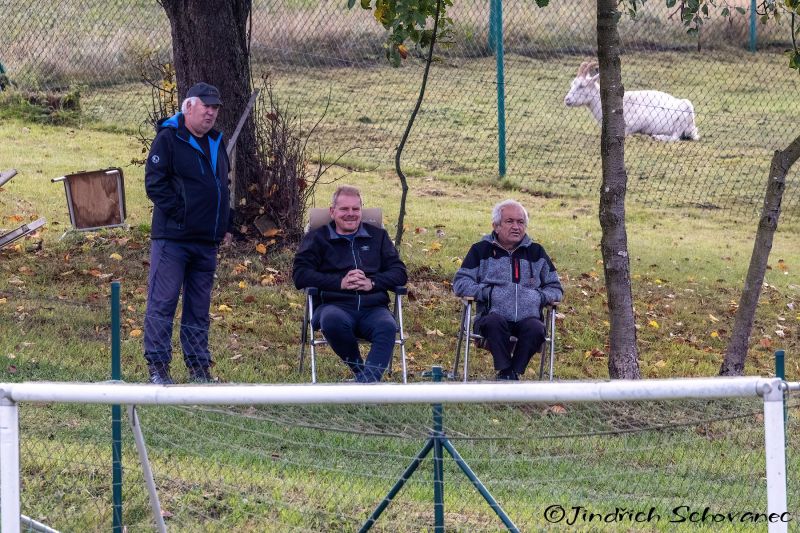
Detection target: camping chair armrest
<box><xmin>306</xmin><ymin>286</ymin><xmax>407</xmax><ymax>296</ymax></box>
<box><xmin>459</xmin><ymin>296</ymin><xmax>475</xmax><ymax>303</ymax></box>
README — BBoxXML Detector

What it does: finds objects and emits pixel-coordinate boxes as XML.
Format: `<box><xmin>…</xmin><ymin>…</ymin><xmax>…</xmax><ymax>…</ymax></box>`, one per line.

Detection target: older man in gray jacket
<box><xmin>453</xmin><ymin>199</ymin><xmax>563</xmax><ymax>380</ymax></box>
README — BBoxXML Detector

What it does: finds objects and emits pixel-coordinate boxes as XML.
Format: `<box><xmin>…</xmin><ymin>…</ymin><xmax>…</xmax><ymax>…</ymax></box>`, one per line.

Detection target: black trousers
<box><xmin>475</xmin><ymin>313</ymin><xmax>545</xmax><ymax>375</ymax></box>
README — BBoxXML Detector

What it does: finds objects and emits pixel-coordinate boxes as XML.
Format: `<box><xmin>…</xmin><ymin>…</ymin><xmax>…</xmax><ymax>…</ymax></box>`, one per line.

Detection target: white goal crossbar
<box><xmin>0</xmin><ymin>376</ymin><xmax>791</xmax><ymax>533</ymax></box>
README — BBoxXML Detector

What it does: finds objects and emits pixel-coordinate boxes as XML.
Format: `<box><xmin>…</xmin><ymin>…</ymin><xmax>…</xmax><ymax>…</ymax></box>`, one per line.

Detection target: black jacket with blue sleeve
<box><xmin>145</xmin><ymin>112</ymin><xmax>232</xmax><ymax>243</ymax></box>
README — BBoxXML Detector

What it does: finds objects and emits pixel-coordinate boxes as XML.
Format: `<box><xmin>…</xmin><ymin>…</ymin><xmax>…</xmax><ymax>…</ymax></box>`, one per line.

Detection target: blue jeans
<box><xmin>143</xmin><ymin>239</ymin><xmax>217</xmax><ymax>369</ymax></box>
<box><xmin>312</xmin><ymin>304</ymin><xmax>397</xmax><ymax>382</ymax></box>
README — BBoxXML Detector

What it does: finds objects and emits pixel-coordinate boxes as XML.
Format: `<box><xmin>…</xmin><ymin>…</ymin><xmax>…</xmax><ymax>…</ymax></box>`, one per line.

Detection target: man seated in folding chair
<box><xmin>453</xmin><ymin>199</ymin><xmax>563</xmax><ymax>381</ymax></box>
<box><xmin>292</xmin><ymin>185</ymin><xmax>408</xmax><ymax>383</ymax></box>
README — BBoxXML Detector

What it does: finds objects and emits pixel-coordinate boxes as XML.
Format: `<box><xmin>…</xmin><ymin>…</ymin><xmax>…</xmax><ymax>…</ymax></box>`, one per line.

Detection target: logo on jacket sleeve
<box><xmin>360</xmin><ymin>245</ymin><xmax>370</xmax><ymax>252</ymax></box>
<box><xmin>151</xmin><ymin>155</ymin><xmax>160</xmax><ymax>164</ymax></box>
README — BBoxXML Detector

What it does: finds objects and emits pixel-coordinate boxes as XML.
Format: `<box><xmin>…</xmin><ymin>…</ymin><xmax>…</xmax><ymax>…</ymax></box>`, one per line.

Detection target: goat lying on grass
<box><xmin>564</xmin><ymin>61</ymin><xmax>700</xmax><ymax>142</ymax></box>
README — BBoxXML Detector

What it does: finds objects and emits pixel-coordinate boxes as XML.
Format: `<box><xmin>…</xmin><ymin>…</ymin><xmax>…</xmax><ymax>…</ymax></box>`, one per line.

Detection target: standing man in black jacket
<box><xmin>293</xmin><ymin>185</ymin><xmax>407</xmax><ymax>382</ymax></box>
<box><xmin>143</xmin><ymin>82</ymin><xmax>232</xmax><ymax>384</ymax></box>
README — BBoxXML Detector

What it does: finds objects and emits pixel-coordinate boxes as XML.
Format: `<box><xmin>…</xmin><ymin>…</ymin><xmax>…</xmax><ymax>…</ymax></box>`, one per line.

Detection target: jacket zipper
<box><xmin>350</xmin><ymin>238</ymin><xmax>361</xmax><ymax>310</ymax></box>
<box><xmin>181</xmin><ymin>134</ymin><xmax>221</xmax><ymax>240</ymax></box>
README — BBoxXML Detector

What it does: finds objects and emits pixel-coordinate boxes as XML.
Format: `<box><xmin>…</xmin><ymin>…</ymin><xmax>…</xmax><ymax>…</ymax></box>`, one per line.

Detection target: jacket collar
<box><xmin>158</xmin><ymin>112</ymin><xmax>223</xmax><ymax>143</ymax></box>
<box><xmin>325</xmin><ymin>221</ymin><xmax>370</xmax><ymax>240</ymax></box>
<box><xmin>483</xmin><ymin>231</ymin><xmax>532</xmax><ymax>252</ymax></box>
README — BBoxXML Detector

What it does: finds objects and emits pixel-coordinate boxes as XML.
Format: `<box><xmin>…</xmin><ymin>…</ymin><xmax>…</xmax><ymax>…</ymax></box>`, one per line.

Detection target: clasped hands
<box><xmin>340</xmin><ymin>269</ymin><xmax>374</xmax><ymax>291</ymax></box>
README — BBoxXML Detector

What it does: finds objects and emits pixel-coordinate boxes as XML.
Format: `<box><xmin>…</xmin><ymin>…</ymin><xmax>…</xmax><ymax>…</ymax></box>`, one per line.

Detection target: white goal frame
<box><xmin>0</xmin><ymin>376</ymin><xmax>791</xmax><ymax>533</ymax></box>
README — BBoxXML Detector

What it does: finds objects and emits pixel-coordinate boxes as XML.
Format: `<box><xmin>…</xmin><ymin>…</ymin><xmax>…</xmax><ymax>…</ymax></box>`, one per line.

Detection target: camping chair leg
<box><xmin>452</xmin><ymin>304</ymin><xmax>467</xmax><ymax>380</ymax></box>
<box><xmin>395</xmin><ymin>293</ymin><xmax>408</xmax><ymax>384</ymax></box>
<box><xmin>548</xmin><ymin>304</ymin><xmax>556</xmax><ymax>381</ymax></box>
<box><xmin>298</xmin><ymin>299</ymin><xmax>309</xmax><ymax>374</ymax></box>
<box><xmin>538</xmin><ymin>305</ymin><xmax>557</xmax><ymax>381</ymax></box>
<box><xmin>462</xmin><ymin>302</ymin><xmax>472</xmax><ymax>383</ymax></box>
<box><xmin>307</xmin><ymin>292</ymin><xmax>318</xmax><ymax>384</ymax></box>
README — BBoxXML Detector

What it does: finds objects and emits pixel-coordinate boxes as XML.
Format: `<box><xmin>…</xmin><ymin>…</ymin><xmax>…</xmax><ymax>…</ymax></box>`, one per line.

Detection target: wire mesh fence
<box><xmin>8</xmin><ymin>393</ymin><xmax>799</xmax><ymax>530</ymax></box>
<box><xmin>1</xmin><ymin>0</ymin><xmax>798</xmax><ymax>221</ymax></box>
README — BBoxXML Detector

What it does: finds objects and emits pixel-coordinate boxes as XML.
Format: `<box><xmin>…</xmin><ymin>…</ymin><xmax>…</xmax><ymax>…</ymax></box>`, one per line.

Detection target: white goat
<box><xmin>564</xmin><ymin>61</ymin><xmax>699</xmax><ymax>142</ymax></box>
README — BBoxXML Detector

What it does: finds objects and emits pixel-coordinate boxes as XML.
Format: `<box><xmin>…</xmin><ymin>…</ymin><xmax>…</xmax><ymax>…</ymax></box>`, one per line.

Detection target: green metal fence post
<box><xmin>431</xmin><ymin>366</ymin><xmax>445</xmax><ymax>531</ymax></box>
<box><xmin>775</xmin><ymin>350</ymin><xmax>787</xmax><ymax>448</ymax></box>
<box><xmin>111</xmin><ymin>281</ymin><xmax>123</xmax><ymax>532</ymax></box>
<box><xmin>361</xmin><ymin>366</ymin><xmax>517</xmax><ymax>531</ymax></box>
<box><xmin>493</xmin><ymin>0</ymin><xmax>507</xmax><ymax>177</ymax></box>
<box><xmin>488</xmin><ymin>0</ymin><xmax>497</xmax><ymax>53</ymax></box>
<box><xmin>749</xmin><ymin>0</ymin><xmax>757</xmax><ymax>52</ymax></box>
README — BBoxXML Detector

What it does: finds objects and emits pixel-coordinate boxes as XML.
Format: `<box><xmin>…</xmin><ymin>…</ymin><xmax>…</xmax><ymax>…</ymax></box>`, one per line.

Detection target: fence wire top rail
<box><xmin>0</xmin><ymin>377</ymin><xmax>784</xmax><ymax>405</ymax></box>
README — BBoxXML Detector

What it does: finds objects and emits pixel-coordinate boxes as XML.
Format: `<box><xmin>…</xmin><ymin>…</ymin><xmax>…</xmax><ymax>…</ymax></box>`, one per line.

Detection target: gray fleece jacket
<box><xmin>453</xmin><ymin>233</ymin><xmax>563</xmax><ymax>322</ymax></box>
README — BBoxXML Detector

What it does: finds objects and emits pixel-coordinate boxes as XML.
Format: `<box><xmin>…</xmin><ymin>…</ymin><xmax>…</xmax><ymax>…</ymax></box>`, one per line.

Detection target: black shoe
<box><xmin>496</xmin><ymin>368</ymin><xmax>519</xmax><ymax>381</ymax></box>
<box><xmin>188</xmin><ymin>365</ymin><xmax>214</xmax><ymax>383</ymax></box>
<box><xmin>148</xmin><ymin>363</ymin><xmax>174</xmax><ymax>385</ymax></box>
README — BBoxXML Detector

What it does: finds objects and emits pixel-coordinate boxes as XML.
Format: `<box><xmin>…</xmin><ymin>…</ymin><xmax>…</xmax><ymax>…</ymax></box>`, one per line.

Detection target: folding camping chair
<box><xmin>0</xmin><ymin>169</ymin><xmax>46</xmax><ymax>250</ymax></box>
<box><xmin>452</xmin><ymin>297</ymin><xmax>559</xmax><ymax>382</ymax></box>
<box><xmin>297</xmin><ymin>207</ymin><xmax>408</xmax><ymax>383</ymax></box>
<box><xmin>51</xmin><ymin>167</ymin><xmax>127</xmax><ymax>236</ymax></box>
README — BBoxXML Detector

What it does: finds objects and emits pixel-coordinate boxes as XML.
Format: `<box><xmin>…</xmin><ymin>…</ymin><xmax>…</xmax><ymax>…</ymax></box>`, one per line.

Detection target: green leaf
<box><xmin>721</xmin><ymin>7</ymin><xmax>729</xmax><ymax>16</ymax></box>
<box><xmin>701</xmin><ymin>4</ymin><xmax>708</xmax><ymax>16</ymax></box>
<box><xmin>347</xmin><ymin>0</ymin><xmax>357</xmax><ymax>8</ymax></box>
<box><xmin>360</xmin><ymin>0</ymin><xmax>371</xmax><ymax>9</ymax></box>
<box><xmin>666</xmin><ymin>0</ymin><xmax>676</xmax><ymax>7</ymax></box>
<box><xmin>534</xmin><ymin>0</ymin><xmax>549</xmax><ymax>6</ymax></box>
<box><xmin>735</xmin><ymin>7</ymin><xmax>746</xmax><ymax>14</ymax></box>
<box><xmin>760</xmin><ymin>14</ymin><xmax>769</xmax><ymax>24</ymax></box>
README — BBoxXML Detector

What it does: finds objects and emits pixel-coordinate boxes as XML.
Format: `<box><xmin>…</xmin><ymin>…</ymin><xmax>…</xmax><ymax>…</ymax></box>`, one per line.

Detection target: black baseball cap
<box><xmin>186</xmin><ymin>82</ymin><xmax>223</xmax><ymax>106</ymax></box>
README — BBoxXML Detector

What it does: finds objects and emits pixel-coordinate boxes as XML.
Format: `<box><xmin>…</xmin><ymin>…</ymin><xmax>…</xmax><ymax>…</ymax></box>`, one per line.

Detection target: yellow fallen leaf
<box><xmin>262</xmin><ymin>228</ymin><xmax>282</xmax><ymax>238</ymax></box>
<box><xmin>218</xmin><ymin>304</ymin><xmax>233</xmax><ymax>312</ymax></box>
<box><xmin>425</xmin><ymin>328</ymin><xmax>445</xmax><ymax>337</ymax></box>
<box><xmin>708</xmin><ymin>314</ymin><xmax>719</xmax><ymax>323</ymax></box>
<box><xmin>654</xmin><ymin>360</ymin><xmax>667</xmax><ymax>368</ymax></box>
<box><xmin>129</xmin><ymin>329</ymin><xmax>142</xmax><ymax>337</ymax></box>
<box><xmin>429</xmin><ymin>242</ymin><xmax>442</xmax><ymax>251</ymax></box>
<box><xmin>648</xmin><ymin>320</ymin><xmax>659</xmax><ymax>329</ymax></box>
<box><xmin>255</xmin><ymin>243</ymin><xmax>267</xmax><ymax>254</ymax></box>
<box><xmin>0</xmin><ymin>298</ymin><xmax>6</xmax><ymax>305</ymax></box>
<box><xmin>238</xmin><ymin>281</ymin><xmax>248</xmax><ymax>289</ymax></box>
<box><xmin>710</xmin><ymin>331</ymin><xmax>719</xmax><ymax>338</ymax></box>
<box><xmin>109</xmin><ymin>253</ymin><xmax>123</xmax><ymax>261</ymax></box>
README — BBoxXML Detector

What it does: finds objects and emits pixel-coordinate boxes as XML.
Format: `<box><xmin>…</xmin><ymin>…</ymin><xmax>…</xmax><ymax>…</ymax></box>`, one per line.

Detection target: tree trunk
<box><xmin>159</xmin><ymin>0</ymin><xmax>258</xmax><ymax>226</ymax></box>
<box><xmin>596</xmin><ymin>0</ymin><xmax>641</xmax><ymax>379</ymax></box>
<box><xmin>719</xmin><ymin>135</ymin><xmax>800</xmax><ymax>375</ymax></box>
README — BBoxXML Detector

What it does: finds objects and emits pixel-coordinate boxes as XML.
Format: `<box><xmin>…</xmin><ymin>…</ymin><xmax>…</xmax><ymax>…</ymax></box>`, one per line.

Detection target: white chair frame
<box><xmin>298</xmin><ymin>286</ymin><xmax>408</xmax><ymax>383</ymax></box>
<box><xmin>453</xmin><ymin>297</ymin><xmax>559</xmax><ymax>382</ymax></box>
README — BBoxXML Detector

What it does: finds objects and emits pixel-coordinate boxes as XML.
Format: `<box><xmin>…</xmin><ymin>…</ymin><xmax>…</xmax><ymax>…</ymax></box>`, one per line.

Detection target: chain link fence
<box><xmin>1</xmin><ymin>0</ymin><xmax>798</xmax><ymax>220</ymax></box>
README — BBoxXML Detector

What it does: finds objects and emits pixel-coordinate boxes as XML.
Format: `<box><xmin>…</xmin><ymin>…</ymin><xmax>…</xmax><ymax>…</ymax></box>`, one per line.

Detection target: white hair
<box><xmin>181</xmin><ymin>96</ymin><xmax>199</xmax><ymax>114</ymax></box>
<box><xmin>492</xmin><ymin>199</ymin><xmax>528</xmax><ymax>226</ymax></box>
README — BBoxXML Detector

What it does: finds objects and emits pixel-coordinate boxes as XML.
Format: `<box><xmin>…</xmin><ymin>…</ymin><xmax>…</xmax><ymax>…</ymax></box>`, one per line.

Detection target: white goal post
<box><xmin>0</xmin><ymin>376</ymin><xmax>792</xmax><ymax>533</ymax></box>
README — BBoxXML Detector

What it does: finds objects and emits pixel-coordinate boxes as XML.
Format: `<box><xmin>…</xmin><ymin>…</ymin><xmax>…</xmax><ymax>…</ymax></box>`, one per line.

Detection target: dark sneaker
<box><xmin>188</xmin><ymin>365</ymin><xmax>214</xmax><ymax>383</ymax></box>
<box><xmin>496</xmin><ymin>368</ymin><xmax>519</xmax><ymax>381</ymax></box>
<box><xmin>148</xmin><ymin>363</ymin><xmax>174</xmax><ymax>385</ymax></box>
